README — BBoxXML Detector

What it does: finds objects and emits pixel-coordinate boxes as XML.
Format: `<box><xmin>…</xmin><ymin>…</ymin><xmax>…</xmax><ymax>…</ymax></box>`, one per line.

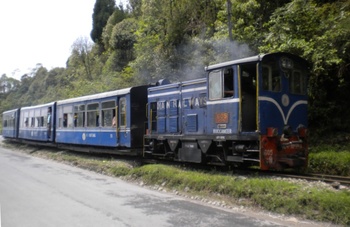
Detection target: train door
<box><xmin>239</xmin><ymin>63</ymin><xmax>257</xmax><ymax>132</ymax></box>
<box><xmin>117</xmin><ymin>96</ymin><xmax>131</xmax><ymax>147</ymax></box>
<box><xmin>206</xmin><ymin>67</ymin><xmax>240</xmax><ymax>135</ymax></box>
<box><xmin>115</xmin><ymin>97</ymin><xmax>126</xmax><ymax>145</ymax></box>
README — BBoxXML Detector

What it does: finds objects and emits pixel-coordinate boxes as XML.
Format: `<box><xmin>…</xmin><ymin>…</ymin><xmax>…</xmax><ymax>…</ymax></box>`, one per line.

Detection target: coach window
<box><xmin>74</xmin><ymin>105</ymin><xmax>85</xmax><ymax>127</ymax></box>
<box><xmin>101</xmin><ymin>100</ymin><xmax>115</xmax><ymax>127</ymax></box>
<box><xmin>29</xmin><ymin>110</ymin><xmax>34</xmax><ymax>127</ymax></box>
<box><xmin>60</xmin><ymin>111</ymin><xmax>72</xmax><ymax>128</ymax></box>
<box><xmin>119</xmin><ymin>98</ymin><xmax>127</xmax><ymax>127</ymax></box>
<box><xmin>24</xmin><ymin>117</ymin><xmax>29</xmax><ymax>127</ymax></box>
<box><xmin>30</xmin><ymin>117</ymin><xmax>35</xmax><ymax>127</ymax></box>
<box><xmin>87</xmin><ymin>103</ymin><xmax>99</xmax><ymax>127</ymax></box>
<box><xmin>8</xmin><ymin>117</ymin><xmax>11</xmax><ymax>127</ymax></box>
<box><xmin>43</xmin><ymin>110</ymin><xmax>47</xmax><ymax>127</ymax></box>
<box><xmin>37</xmin><ymin>116</ymin><xmax>44</xmax><ymax>127</ymax></box>
<box><xmin>62</xmin><ymin>114</ymin><xmax>68</xmax><ymax>127</ymax></box>
<box><xmin>62</xmin><ymin>106</ymin><xmax>73</xmax><ymax>128</ymax></box>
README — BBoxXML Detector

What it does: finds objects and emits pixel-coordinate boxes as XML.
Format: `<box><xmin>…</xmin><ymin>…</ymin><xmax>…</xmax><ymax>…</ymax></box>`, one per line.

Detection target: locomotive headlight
<box><xmin>283</xmin><ymin>125</ymin><xmax>293</xmax><ymax>137</ymax></box>
<box><xmin>281</xmin><ymin>57</ymin><xmax>294</xmax><ymax>69</ymax></box>
<box><xmin>297</xmin><ymin>125</ymin><xmax>308</xmax><ymax>138</ymax></box>
<box><xmin>267</xmin><ymin>127</ymin><xmax>278</xmax><ymax>137</ymax></box>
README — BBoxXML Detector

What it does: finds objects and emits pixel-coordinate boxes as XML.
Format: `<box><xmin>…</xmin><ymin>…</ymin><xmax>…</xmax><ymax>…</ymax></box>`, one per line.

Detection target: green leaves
<box><xmin>91</xmin><ymin>0</ymin><xmax>116</xmax><ymax>44</ymax></box>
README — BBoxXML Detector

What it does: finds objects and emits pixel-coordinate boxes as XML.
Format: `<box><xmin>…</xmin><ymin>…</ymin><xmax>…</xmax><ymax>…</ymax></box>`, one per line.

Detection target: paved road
<box><xmin>0</xmin><ymin>142</ymin><xmax>324</xmax><ymax>227</ymax></box>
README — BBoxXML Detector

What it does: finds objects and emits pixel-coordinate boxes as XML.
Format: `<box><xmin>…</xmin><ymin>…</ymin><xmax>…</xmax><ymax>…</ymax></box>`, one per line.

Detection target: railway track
<box><xmin>299</xmin><ymin>173</ymin><xmax>350</xmax><ymax>186</ymax></box>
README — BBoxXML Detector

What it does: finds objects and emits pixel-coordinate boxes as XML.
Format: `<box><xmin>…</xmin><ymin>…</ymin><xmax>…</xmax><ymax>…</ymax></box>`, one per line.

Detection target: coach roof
<box><xmin>20</xmin><ymin>102</ymin><xmax>56</xmax><ymax>110</ymax></box>
<box><xmin>57</xmin><ymin>87</ymin><xmax>131</xmax><ymax>105</ymax></box>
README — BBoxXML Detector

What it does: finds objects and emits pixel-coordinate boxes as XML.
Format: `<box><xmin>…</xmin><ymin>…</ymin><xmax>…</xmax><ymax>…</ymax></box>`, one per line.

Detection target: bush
<box><xmin>308</xmin><ymin>151</ymin><xmax>350</xmax><ymax>176</ymax></box>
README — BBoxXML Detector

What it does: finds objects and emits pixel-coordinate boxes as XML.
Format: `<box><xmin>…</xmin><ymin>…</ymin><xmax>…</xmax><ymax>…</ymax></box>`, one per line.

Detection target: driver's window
<box><xmin>209</xmin><ymin>68</ymin><xmax>234</xmax><ymax>100</ymax></box>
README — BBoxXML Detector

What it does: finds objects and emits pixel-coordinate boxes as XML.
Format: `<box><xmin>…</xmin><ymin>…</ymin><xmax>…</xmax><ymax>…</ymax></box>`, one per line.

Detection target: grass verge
<box><xmin>308</xmin><ymin>145</ymin><xmax>350</xmax><ymax>176</ymax></box>
<box><xmin>26</xmin><ymin>148</ymin><xmax>350</xmax><ymax>226</ymax></box>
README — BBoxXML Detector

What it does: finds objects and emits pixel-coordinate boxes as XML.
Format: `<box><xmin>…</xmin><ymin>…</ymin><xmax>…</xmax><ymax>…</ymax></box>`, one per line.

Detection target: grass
<box><xmin>129</xmin><ymin>164</ymin><xmax>350</xmax><ymax>225</ymax></box>
<box><xmin>308</xmin><ymin>145</ymin><xmax>350</xmax><ymax>176</ymax></box>
<box><xmin>2</xmin><ymin>142</ymin><xmax>350</xmax><ymax>225</ymax></box>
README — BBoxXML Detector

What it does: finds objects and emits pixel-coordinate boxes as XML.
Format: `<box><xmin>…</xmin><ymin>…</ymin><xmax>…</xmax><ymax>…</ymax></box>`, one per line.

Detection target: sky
<box><xmin>0</xmin><ymin>0</ymin><xmax>127</xmax><ymax>80</ymax></box>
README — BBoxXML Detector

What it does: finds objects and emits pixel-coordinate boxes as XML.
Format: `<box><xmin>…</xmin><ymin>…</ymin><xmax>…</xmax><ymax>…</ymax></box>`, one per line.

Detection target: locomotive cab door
<box><xmin>239</xmin><ymin>63</ymin><xmax>257</xmax><ymax>132</ymax></box>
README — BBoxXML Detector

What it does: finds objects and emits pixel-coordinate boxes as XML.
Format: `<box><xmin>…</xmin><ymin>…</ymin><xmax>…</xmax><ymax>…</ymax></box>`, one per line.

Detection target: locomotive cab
<box><xmin>205</xmin><ymin>52</ymin><xmax>308</xmax><ymax>170</ymax></box>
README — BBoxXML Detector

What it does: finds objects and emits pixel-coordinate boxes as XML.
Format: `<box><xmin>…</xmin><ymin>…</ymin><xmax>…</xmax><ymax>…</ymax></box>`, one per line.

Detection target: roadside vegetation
<box><xmin>3</xmin><ymin>142</ymin><xmax>349</xmax><ymax>226</ymax></box>
<box><xmin>308</xmin><ymin>150</ymin><xmax>350</xmax><ymax>176</ymax></box>
<box><xmin>308</xmin><ymin>134</ymin><xmax>350</xmax><ymax>176</ymax></box>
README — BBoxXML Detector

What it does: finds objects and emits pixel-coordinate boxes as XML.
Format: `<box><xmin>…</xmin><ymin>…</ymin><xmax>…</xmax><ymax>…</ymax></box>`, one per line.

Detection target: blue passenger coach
<box><xmin>2</xmin><ymin>108</ymin><xmax>20</xmax><ymax>139</ymax></box>
<box><xmin>55</xmin><ymin>85</ymin><xmax>149</xmax><ymax>153</ymax></box>
<box><xmin>18</xmin><ymin>102</ymin><xmax>56</xmax><ymax>142</ymax></box>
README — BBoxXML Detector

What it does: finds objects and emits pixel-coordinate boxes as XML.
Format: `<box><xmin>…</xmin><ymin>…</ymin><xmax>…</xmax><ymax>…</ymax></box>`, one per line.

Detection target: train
<box><xmin>2</xmin><ymin>52</ymin><xmax>309</xmax><ymax>171</ymax></box>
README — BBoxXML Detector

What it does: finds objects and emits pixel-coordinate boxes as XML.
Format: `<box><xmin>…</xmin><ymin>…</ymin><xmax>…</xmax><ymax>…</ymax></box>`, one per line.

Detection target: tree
<box><xmin>91</xmin><ymin>0</ymin><xmax>116</xmax><ymax>45</ymax></box>
<box><xmin>226</xmin><ymin>0</ymin><xmax>233</xmax><ymax>41</ymax></box>
<box><xmin>131</xmin><ymin>0</ymin><xmax>221</xmax><ymax>84</ymax></box>
<box><xmin>70</xmin><ymin>36</ymin><xmax>94</xmax><ymax>79</ymax></box>
<box><xmin>0</xmin><ymin>74</ymin><xmax>20</xmax><ymax>93</ymax></box>
<box><xmin>216</xmin><ymin>0</ymin><xmax>291</xmax><ymax>51</ymax></box>
<box><xmin>101</xmin><ymin>5</ymin><xmax>128</xmax><ymax>51</ymax></box>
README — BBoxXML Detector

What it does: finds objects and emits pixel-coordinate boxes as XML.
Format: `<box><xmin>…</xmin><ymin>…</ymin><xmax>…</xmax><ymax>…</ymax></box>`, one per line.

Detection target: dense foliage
<box><xmin>1</xmin><ymin>0</ymin><xmax>350</xmax><ymax>137</ymax></box>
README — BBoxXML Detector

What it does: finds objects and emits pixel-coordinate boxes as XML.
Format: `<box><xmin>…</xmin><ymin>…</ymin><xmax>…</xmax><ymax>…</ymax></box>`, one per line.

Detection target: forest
<box><xmin>1</xmin><ymin>0</ymin><xmax>350</xmax><ymax>137</ymax></box>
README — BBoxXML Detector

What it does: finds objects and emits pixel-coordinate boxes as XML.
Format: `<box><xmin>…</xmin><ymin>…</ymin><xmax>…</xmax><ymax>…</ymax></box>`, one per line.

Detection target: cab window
<box><xmin>209</xmin><ymin>67</ymin><xmax>234</xmax><ymax>100</ymax></box>
<box><xmin>290</xmin><ymin>71</ymin><xmax>306</xmax><ymax>95</ymax></box>
<box><xmin>262</xmin><ymin>64</ymin><xmax>281</xmax><ymax>92</ymax></box>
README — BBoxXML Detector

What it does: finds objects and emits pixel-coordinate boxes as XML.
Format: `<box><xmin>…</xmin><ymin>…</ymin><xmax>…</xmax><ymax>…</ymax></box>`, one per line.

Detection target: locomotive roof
<box><xmin>205</xmin><ymin>54</ymin><xmax>265</xmax><ymax>71</ymax></box>
<box><xmin>56</xmin><ymin>87</ymin><xmax>132</xmax><ymax>105</ymax></box>
<box><xmin>205</xmin><ymin>52</ymin><xmax>307</xmax><ymax>71</ymax></box>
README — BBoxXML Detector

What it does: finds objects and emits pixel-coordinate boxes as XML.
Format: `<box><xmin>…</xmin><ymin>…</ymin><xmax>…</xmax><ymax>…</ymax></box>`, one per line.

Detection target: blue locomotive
<box><xmin>2</xmin><ymin>52</ymin><xmax>309</xmax><ymax>170</ymax></box>
<box><xmin>144</xmin><ymin>52</ymin><xmax>309</xmax><ymax>170</ymax></box>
